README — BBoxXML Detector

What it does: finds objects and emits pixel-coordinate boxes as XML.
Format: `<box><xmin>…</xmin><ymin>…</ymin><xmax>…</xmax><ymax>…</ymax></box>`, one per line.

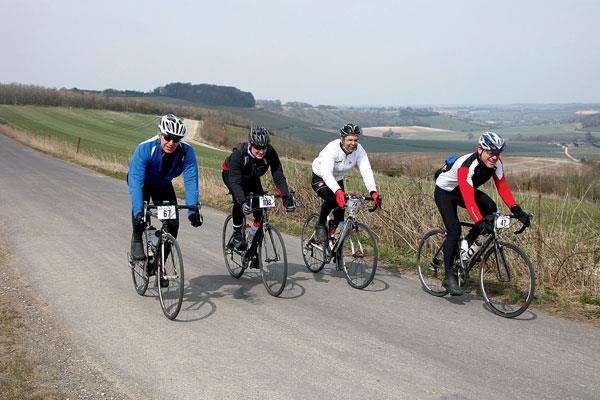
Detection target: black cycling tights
<box><xmin>311</xmin><ymin>173</ymin><xmax>345</xmax><ymax>226</ymax></box>
<box><xmin>434</xmin><ymin>186</ymin><xmax>497</xmax><ymax>273</ymax></box>
<box><xmin>222</xmin><ymin>170</ymin><xmax>263</xmax><ymax>229</ymax></box>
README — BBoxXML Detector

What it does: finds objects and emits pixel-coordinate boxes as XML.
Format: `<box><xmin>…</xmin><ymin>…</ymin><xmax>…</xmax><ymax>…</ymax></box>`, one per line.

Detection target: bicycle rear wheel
<box><xmin>416</xmin><ymin>228</ymin><xmax>449</xmax><ymax>297</ymax></box>
<box><xmin>222</xmin><ymin>215</ymin><xmax>246</xmax><ymax>279</ymax></box>
<box><xmin>338</xmin><ymin>222</ymin><xmax>377</xmax><ymax>289</ymax></box>
<box><xmin>130</xmin><ymin>230</ymin><xmax>149</xmax><ymax>296</ymax></box>
<box><xmin>300</xmin><ymin>213</ymin><xmax>327</xmax><ymax>273</ymax></box>
<box><xmin>479</xmin><ymin>242</ymin><xmax>535</xmax><ymax>318</ymax></box>
<box><xmin>157</xmin><ymin>234</ymin><xmax>184</xmax><ymax>320</ymax></box>
<box><xmin>259</xmin><ymin>226</ymin><xmax>288</xmax><ymax>297</ymax></box>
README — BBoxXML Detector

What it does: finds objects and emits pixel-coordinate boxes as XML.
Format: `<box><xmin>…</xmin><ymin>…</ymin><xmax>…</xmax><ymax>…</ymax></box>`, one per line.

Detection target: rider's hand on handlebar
<box><xmin>335</xmin><ymin>189</ymin><xmax>346</xmax><ymax>208</ymax></box>
<box><xmin>370</xmin><ymin>191</ymin><xmax>382</xmax><ymax>209</ymax></box>
<box><xmin>188</xmin><ymin>206</ymin><xmax>203</xmax><ymax>227</ymax></box>
<box><xmin>133</xmin><ymin>213</ymin><xmax>146</xmax><ymax>232</ymax></box>
<box><xmin>475</xmin><ymin>216</ymin><xmax>494</xmax><ymax>235</ymax></box>
<box><xmin>510</xmin><ymin>204</ymin><xmax>531</xmax><ymax>228</ymax></box>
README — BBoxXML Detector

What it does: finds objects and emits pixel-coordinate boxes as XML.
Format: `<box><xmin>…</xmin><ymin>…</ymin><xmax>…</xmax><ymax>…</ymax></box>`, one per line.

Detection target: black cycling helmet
<box><xmin>340</xmin><ymin>123</ymin><xmax>361</xmax><ymax>138</ymax></box>
<box><xmin>248</xmin><ymin>126</ymin><xmax>270</xmax><ymax>148</ymax></box>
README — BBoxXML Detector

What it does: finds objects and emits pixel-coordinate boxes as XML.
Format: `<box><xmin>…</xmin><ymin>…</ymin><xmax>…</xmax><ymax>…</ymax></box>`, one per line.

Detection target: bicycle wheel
<box><xmin>259</xmin><ymin>226</ymin><xmax>288</xmax><ymax>297</ymax></box>
<box><xmin>157</xmin><ymin>233</ymin><xmax>185</xmax><ymax>320</ymax></box>
<box><xmin>301</xmin><ymin>213</ymin><xmax>327</xmax><ymax>273</ymax></box>
<box><xmin>338</xmin><ymin>222</ymin><xmax>378</xmax><ymax>289</ymax></box>
<box><xmin>130</xmin><ymin>230</ymin><xmax>149</xmax><ymax>296</ymax></box>
<box><xmin>222</xmin><ymin>215</ymin><xmax>246</xmax><ymax>279</ymax></box>
<box><xmin>479</xmin><ymin>242</ymin><xmax>535</xmax><ymax>318</ymax></box>
<box><xmin>416</xmin><ymin>228</ymin><xmax>449</xmax><ymax>297</ymax></box>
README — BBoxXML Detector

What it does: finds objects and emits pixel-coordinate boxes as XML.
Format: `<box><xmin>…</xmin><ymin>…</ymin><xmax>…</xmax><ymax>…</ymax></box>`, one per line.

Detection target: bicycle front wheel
<box><xmin>338</xmin><ymin>222</ymin><xmax>377</xmax><ymax>289</ymax></box>
<box><xmin>130</xmin><ymin>230</ymin><xmax>149</xmax><ymax>296</ymax></box>
<box><xmin>479</xmin><ymin>242</ymin><xmax>535</xmax><ymax>318</ymax></box>
<box><xmin>259</xmin><ymin>226</ymin><xmax>288</xmax><ymax>297</ymax></box>
<box><xmin>222</xmin><ymin>215</ymin><xmax>246</xmax><ymax>279</ymax></box>
<box><xmin>300</xmin><ymin>213</ymin><xmax>327</xmax><ymax>273</ymax></box>
<box><xmin>416</xmin><ymin>228</ymin><xmax>449</xmax><ymax>297</ymax></box>
<box><xmin>157</xmin><ymin>234</ymin><xmax>185</xmax><ymax>320</ymax></box>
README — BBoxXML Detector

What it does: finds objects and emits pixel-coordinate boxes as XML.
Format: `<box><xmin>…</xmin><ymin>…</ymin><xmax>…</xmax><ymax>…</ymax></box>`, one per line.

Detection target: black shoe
<box><xmin>442</xmin><ymin>275</ymin><xmax>464</xmax><ymax>296</ymax></box>
<box><xmin>315</xmin><ymin>224</ymin><xmax>328</xmax><ymax>244</ymax></box>
<box><xmin>131</xmin><ymin>239</ymin><xmax>146</xmax><ymax>261</ymax></box>
<box><xmin>159</xmin><ymin>277</ymin><xmax>169</xmax><ymax>288</ymax></box>
<box><xmin>231</xmin><ymin>230</ymin><xmax>247</xmax><ymax>251</ymax></box>
<box><xmin>249</xmin><ymin>257</ymin><xmax>260</xmax><ymax>269</ymax></box>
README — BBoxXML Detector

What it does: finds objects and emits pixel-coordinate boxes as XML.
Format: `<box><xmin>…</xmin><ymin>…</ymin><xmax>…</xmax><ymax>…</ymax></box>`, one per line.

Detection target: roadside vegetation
<box><xmin>1</xmin><ymin>91</ymin><xmax>599</xmax><ymax>324</ymax></box>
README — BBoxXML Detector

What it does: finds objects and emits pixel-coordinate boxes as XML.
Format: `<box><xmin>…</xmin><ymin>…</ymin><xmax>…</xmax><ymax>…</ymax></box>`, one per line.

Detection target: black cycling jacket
<box><xmin>222</xmin><ymin>142</ymin><xmax>290</xmax><ymax>204</ymax></box>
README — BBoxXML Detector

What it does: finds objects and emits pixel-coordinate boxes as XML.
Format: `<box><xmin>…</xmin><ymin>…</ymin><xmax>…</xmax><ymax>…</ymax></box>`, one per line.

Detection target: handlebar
<box><xmin>339</xmin><ymin>194</ymin><xmax>381</xmax><ymax>213</ymax></box>
<box><xmin>458</xmin><ymin>213</ymin><xmax>533</xmax><ymax>235</ymax></box>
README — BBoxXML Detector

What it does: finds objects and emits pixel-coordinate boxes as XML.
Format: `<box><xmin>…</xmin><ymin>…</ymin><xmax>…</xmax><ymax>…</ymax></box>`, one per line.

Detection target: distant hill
<box><xmin>152</xmin><ymin>82</ymin><xmax>255</xmax><ymax>108</ymax></box>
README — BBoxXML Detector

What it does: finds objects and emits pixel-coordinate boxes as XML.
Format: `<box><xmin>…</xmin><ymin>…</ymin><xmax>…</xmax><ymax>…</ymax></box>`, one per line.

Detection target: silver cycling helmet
<box><xmin>478</xmin><ymin>131</ymin><xmax>505</xmax><ymax>153</ymax></box>
<box><xmin>158</xmin><ymin>114</ymin><xmax>186</xmax><ymax>137</ymax></box>
<box><xmin>340</xmin><ymin>123</ymin><xmax>361</xmax><ymax>138</ymax></box>
<box><xmin>249</xmin><ymin>126</ymin><xmax>270</xmax><ymax>148</ymax></box>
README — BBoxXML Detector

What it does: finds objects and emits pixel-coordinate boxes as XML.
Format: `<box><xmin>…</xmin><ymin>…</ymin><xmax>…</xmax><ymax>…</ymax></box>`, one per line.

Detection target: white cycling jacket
<box><xmin>312</xmin><ymin>139</ymin><xmax>377</xmax><ymax>193</ymax></box>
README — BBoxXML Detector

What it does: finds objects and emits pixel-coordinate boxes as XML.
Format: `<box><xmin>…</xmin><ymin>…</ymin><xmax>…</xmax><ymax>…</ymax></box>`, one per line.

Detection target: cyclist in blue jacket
<box><xmin>128</xmin><ymin>114</ymin><xmax>203</xmax><ymax>260</ymax></box>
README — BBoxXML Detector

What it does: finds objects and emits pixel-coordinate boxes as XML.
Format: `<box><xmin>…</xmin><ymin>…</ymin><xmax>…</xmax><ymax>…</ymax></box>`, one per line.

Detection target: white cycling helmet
<box><xmin>478</xmin><ymin>131</ymin><xmax>505</xmax><ymax>153</ymax></box>
<box><xmin>158</xmin><ymin>114</ymin><xmax>186</xmax><ymax>137</ymax></box>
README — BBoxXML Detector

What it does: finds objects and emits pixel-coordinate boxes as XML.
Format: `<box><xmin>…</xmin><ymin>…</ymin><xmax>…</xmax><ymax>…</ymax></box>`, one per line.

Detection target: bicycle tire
<box><xmin>130</xmin><ymin>229</ymin><xmax>149</xmax><ymax>296</ymax></box>
<box><xmin>157</xmin><ymin>233</ymin><xmax>184</xmax><ymax>320</ymax></box>
<box><xmin>300</xmin><ymin>213</ymin><xmax>327</xmax><ymax>273</ymax></box>
<box><xmin>416</xmin><ymin>228</ymin><xmax>449</xmax><ymax>297</ymax></box>
<box><xmin>259</xmin><ymin>226</ymin><xmax>288</xmax><ymax>297</ymax></box>
<box><xmin>338</xmin><ymin>222</ymin><xmax>378</xmax><ymax>289</ymax></box>
<box><xmin>222</xmin><ymin>215</ymin><xmax>246</xmax><ymax>279</ymax></box>
<box><xmin>479</xmin><ymin>241</ymin><xmax>536</xmax><ymax>318</ymax></box>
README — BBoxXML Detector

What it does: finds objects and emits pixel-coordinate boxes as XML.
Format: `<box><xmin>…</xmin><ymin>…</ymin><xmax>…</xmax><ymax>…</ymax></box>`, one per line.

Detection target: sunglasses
<box><xmin>485</xmin><ymin>149</ymin><xmax>502</xmax><ymax>157</ymax></box>
<box><xmin>162</xmin><ymin>134</ymin><xmax>182</xmax><ymax>143</ymax></box>
<box><xmin>252</xmin><ymin>145</ymin><xmax>267</xmax><ymax>151</ymax></box>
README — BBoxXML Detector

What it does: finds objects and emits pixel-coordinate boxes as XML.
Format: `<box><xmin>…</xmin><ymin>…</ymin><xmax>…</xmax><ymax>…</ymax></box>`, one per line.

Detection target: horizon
<box><xmin>2</xmin><ymin>0</ymin><xmax>599</xmax><ymax>105</ymax></box>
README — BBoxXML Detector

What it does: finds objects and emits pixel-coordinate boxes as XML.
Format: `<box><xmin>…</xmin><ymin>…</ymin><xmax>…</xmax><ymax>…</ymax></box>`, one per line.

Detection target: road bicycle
<box><xmin>301</xmin><ymin>194</ymin><xmax>379</xmax><ymax>289</ymax></box>
<box><xmin>222</xmin><ymin>192</ymin><xmax>288</xmax><ymax>297</ymax></box>
<box><xmin>416</xmin><ymin>212</ymin><xmax>535</xmax><ymax>318</ymax></box>
<box><xmin>128</xmin><ymin>201</ymin><xmax>197</xmax><ymax>320</ymax></box>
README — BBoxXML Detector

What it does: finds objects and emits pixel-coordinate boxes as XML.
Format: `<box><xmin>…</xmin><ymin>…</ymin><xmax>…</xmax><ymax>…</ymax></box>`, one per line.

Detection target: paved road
<box><xmin>1</xmin><ymin>134</ymin><xmax>598</xmax><ymax>400</ymax></box>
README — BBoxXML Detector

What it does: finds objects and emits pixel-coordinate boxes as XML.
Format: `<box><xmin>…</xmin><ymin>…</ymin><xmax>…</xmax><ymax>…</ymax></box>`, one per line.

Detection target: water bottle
<box><xmin>246</xmin><ymin>221</ymin><xmax>260</xmax><ymax>244</ymax></box>
<box><xmin>148</xmin><ymin>228</ymin><xmax>159</xmax><ymax>256</ymax></box>
<box><xmin>461</xmin><ymin>239</ymin><xmax>481</xmax><ymax>261</ymax></box>
<box><xmin>338</xmin><ymin>220</ymin><xmax>346</xmax><ymax>236</ymax></box>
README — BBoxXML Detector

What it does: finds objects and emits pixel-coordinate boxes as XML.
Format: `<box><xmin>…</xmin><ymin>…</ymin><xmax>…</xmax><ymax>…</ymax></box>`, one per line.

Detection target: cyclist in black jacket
<box><xmin>222</xmin><ymin>126</ymin><xmax>296</xmax><ymax>250</ymax></box>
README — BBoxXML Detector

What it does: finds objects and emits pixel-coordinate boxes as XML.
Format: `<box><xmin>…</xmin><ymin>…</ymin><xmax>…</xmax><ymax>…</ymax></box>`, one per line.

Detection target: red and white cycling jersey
<box><xmin>435</xmin><ymin>152</ymin><xmax>516</xmax><ymax>223</ymax></box>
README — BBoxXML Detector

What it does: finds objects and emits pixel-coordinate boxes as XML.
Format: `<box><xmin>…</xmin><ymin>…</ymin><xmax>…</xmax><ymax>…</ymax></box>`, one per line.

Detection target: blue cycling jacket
<box><xmin>127</xmin><ymin>136</ymin><xmax>199</xmax><ymax>217</ymax></box>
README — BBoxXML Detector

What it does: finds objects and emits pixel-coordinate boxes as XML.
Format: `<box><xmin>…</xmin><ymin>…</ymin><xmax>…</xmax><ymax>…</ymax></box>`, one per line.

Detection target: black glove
<box><xmin>133</xmin><ymin>213</ymin><xmax>146</xmax><ymax>232</ymax></box>
<box><xmin>188</xmin><ymin>206</ymin><xmax>203</xmax><ymax>227</ymax></box>
<box><xmin>242</xmin><ymin>198</ymin><xmax>252</xmax><ymax>215</ymax></box>
<box><xmin>475</xmin><ymin>215</ymin><xmax>494</xmax><ymax>236</ymax></box>
<box><xmin>511</xmin><ymin>204</ymin><xmax>531</xmax><ymax>228</ymax></box>
<box><xmin>283</xmin><ymin>195</ymin><xmax>296</xmax><ymax>212</ymax></box>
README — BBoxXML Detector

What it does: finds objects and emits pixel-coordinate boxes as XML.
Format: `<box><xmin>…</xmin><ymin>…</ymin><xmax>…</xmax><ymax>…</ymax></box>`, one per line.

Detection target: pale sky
<box><xmin>1</xmin><ymin>0</ymin><xmax>599</xmax><ymax>105</ymax></box>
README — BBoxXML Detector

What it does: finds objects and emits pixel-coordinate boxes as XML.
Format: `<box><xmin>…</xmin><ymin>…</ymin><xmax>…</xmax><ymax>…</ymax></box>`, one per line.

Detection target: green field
<box><xmin>0</xmin><ymin>105</ymin><xmax>229</xmax><ymax>171</ymax></box>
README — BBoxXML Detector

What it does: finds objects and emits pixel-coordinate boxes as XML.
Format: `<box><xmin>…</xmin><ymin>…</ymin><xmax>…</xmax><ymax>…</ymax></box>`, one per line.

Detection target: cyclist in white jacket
<box><xmin>311</xmin><ymin>123</ymin><xmax>382</xmax><ymax>242</ymax></box>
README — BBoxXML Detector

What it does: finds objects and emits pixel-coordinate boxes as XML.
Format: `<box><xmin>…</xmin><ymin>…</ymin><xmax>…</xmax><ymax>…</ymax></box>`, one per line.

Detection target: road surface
<box><xmin>1</xmin><ymin>134</ymin><xmax>598</xmax><ymax>399</ymax></box>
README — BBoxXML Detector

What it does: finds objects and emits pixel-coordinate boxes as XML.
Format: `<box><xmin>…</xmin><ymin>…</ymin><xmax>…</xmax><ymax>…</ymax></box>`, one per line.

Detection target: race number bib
<box><xmin>346</xmin><ymin>198</ymin><xmax>362</xmax><ymax>210</ymax></box>
<box><xmin>496</xmin><ymin>215</ymin><xmax>511</xmax><ymax>229</ymax></box>
<box><xmin>259</xmin><ymin>195</ymin><xmax>276</xmax><ymax>208</ymax></box>
<box><xmin>157</xmin><ymin>205</ymin><xmax>176</xmax><ymax>220</ymax></box>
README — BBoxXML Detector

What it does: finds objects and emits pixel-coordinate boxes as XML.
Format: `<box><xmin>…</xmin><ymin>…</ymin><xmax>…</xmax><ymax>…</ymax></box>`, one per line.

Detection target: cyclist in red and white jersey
<box><xmin>434</xmin><ymin>132</ymin><xmax>531</xmax><ymax>295</ymax></box>
<box><xmin>311</xmin><ymin>123</ymin><xmax>382</xmax><ymax>242</ymax></box>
